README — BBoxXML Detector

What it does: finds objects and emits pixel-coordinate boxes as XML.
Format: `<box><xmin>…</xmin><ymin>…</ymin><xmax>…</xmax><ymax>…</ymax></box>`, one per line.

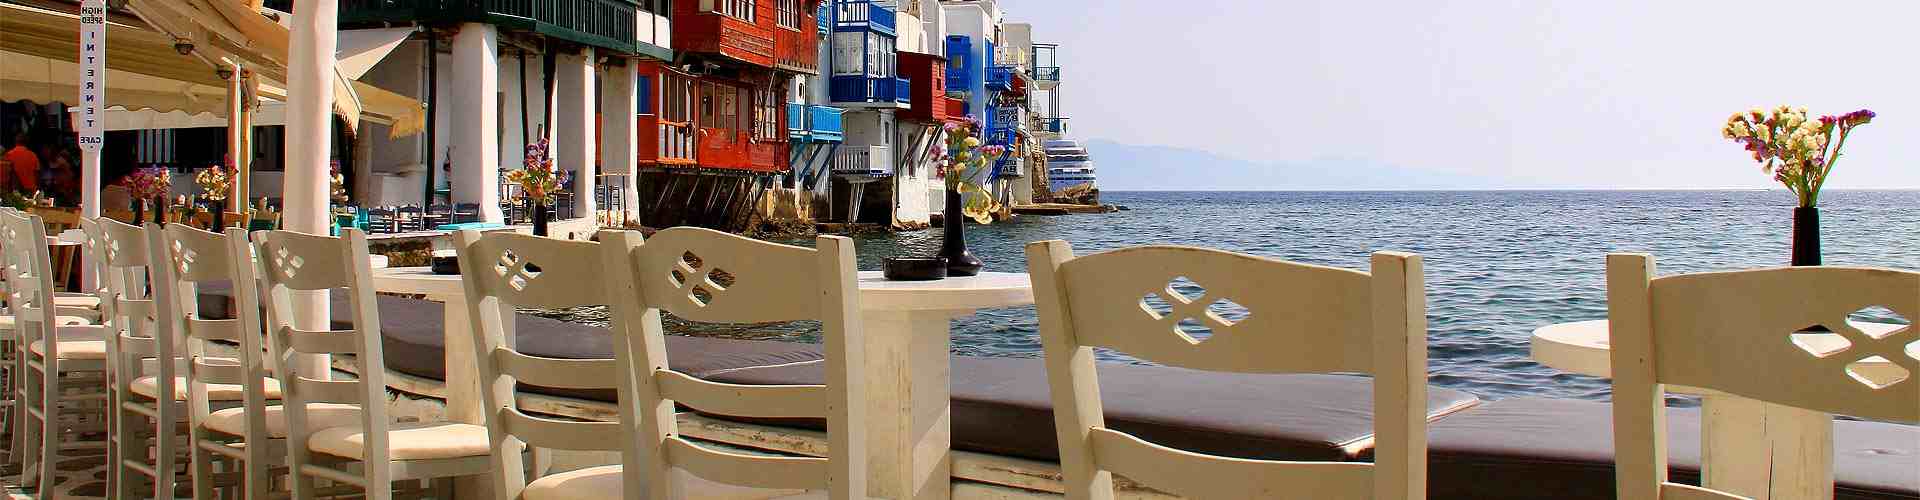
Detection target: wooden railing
<box><xmin>338</xmin><ymin>0</ymin><xmax>642</xmax><ymax>54</ymax></box>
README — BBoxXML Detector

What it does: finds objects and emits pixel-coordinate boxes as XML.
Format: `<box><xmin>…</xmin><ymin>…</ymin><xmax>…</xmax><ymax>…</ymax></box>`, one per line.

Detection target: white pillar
<box><xmin>226</xmin><ymin>63</ymin><xmax>245</xmax><ymax>206</ymax></box>
<box><xmin>450</xmin><ymin>23</ymin><xmax>503</xmax><ymax>223</ymax></box>
<box><xmin>600</xmin><ymin>59</ymin><xmax>639</xmax><ymax>226</ymax></box>
<box><xmin>285</xmin><ymin>0</ymin><xmax>337</xmax><ymax>377</ymax></box>
<box><xmin>555</xmin><ymin>48</ymin><xmax>596</xmax><ymax>221</ymax></box>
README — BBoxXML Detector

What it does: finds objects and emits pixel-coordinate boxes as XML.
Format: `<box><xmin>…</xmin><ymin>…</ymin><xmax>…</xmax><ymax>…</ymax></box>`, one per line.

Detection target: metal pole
<box><xmin>423</xmin><ymin>27</ymin><xmax>438</xmax><ymax>206</ymax></box>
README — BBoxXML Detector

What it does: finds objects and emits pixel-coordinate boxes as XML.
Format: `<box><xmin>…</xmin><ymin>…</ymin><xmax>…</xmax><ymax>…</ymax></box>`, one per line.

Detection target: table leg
<box><xmin>1699</xmin><ymin>394</ymin><xmax>1834</xmax><ymax>500</ymax></box>
<box><xmin>862</xmin><ymin>309</ymin><xmax>956</xmax><ymax>500</ymax></box>
<box><xmin>430</xmin><ymin>293</ymin><xmax>491</xmax><ymax>500</ymax></box>
<box><xmin>1700</xmin><ymin>394</ymin><xmax>1770</xmax><ymax>498</ymax></box>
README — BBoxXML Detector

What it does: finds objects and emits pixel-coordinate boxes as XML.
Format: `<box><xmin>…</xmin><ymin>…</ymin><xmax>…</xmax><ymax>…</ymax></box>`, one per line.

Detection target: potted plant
<box><xmin>330</xmin><ymin>160</ymin><xmax>353</xmax><ymax>235</ymax></box>
<box><xmin>1722</xmin><ymin>106</ymin><xmax>1875</xmax><ymax>266</ymax></box>
<box><xmin>505</xmin><ymin>131</ymin><xmax>562</xmax><ymax>237</ymax></box>
<box><xmin>195</xmin><ymin>163</ymin><xmax>233</xmax><ymax>229</ymax></box>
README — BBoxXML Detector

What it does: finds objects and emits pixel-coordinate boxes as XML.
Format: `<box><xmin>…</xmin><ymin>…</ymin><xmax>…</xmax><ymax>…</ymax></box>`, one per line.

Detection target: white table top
<box><xmin>372</xmin><ymin>267</ymin><xmax>1035</xmax><ymax>311</ymax></box>
<box><xmin>1531</xmin><ymin>319</ymin><xmax>1906</xmax><ymax>378</ymax></box>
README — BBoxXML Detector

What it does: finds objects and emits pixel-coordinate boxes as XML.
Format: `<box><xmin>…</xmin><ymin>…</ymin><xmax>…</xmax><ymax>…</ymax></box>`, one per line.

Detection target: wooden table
<box><xmin>371</xmin><ymin>267</ymin><xmax>1033</xmax><ymax>500</ymax></box>
<box><xmin>1532</xmin><ymin>319</ymin><xmax>1905</xmax><ymax>500</ymax></box>
<box><xmin>854</xmin><ymin>271</ymin><xmax>1033</xmax><ymax>500</ymax></box>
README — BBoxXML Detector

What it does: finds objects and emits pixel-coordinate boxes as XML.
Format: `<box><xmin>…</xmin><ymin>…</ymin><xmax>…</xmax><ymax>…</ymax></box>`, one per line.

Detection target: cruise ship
<box><xmin>1044</xmin><ymin>139</ymin><xmax>1097</xmax><ymax>193</ymax></box>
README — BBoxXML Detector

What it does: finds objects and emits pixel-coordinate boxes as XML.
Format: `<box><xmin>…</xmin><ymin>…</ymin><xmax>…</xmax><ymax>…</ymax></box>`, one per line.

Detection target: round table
<box><xmin>371</xmin><ymin>267</ymin><xmax>1033</xmax><ymax>500</ymax></box>
<box><xmin>1531</xmin><ymin>319</ymin><xmax>1905</xmax><ymax>499</ymax></box>
<box><xmin>853</xmin><ymin>271</ymin><xmax>1033</xmax><ymax>500</ymax></box>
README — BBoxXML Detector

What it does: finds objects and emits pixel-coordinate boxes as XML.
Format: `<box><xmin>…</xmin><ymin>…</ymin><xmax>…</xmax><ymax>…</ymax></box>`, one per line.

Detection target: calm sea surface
<box><xmin>540</xmin><ymin>190</ymin><xmax>1919</xmax><ymax>401</ymax></box>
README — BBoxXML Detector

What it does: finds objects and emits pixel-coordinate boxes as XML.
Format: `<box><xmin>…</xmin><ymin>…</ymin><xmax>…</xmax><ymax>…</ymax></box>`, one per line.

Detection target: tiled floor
<box><xmin>0</xmin><ymin>433</ymin><xmax>187</xmax><ymax>500</ymax></box>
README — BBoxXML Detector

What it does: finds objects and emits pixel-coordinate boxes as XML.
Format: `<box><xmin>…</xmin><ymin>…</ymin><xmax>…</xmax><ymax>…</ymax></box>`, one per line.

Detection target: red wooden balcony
<box><xmin>675</xmin><ymin>11</ymin><xmax>777</xmax><ymax>67</ymax></box>
<box><xmin>775</xmin><ymin>27</ymin><xmax>819</xmax><ymax>74</ymax></box>
<box><xmin>899</xmin><ymin>51</ymin><xmax>950</xmax><ymax>123</ymax></box>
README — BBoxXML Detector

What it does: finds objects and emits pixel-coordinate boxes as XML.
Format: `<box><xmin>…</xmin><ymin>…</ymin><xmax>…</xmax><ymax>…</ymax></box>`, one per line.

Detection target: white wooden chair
<box><xmin>614</xmin><ymin>226</ymin><xmax>867</xmax><ymax>499</ymax></box>
<box><xmin>1606</xmin><ymin>254</ymin><xmax>1919</xmax><ymax>500</ymax></box>
<box><xmin>1024</xmin><ymin>241</ymin><xmax>1429</xmax><ymax>500</ymax></box>
<box><xmin>0</xmin><ymin>209</ymin><xmax>112</xmax><ymax>499</ymax></box>
<box><xmin>77</xmin><ymin>216</ymin><xmax>176</xmax><ymax>499</ymax></box>
<box><xmin>452</xmin><ymin>229</ymin><xmax>639</xmax><ymax>500</ymax></box>
<box><xmin>255</xmin><ymin>228</ymin><xmax>490</xmax><ymax>500</ymax></box>
<box><xmin>155</xmin><ymin>224</ymin><xmax>361</xmax><ymax>499</ymax></box>
<box><xmin>2</xmin><ymin>211</ymin><xmax>93</xmax><ymax>468</ymax></box>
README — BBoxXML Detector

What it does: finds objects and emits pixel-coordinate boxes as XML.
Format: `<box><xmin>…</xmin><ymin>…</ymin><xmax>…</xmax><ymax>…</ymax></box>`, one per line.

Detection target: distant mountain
<box><xmin>1081</xmin><ymin>139</ymin><xmax>1517</xmax><ymax>191</ymax></box>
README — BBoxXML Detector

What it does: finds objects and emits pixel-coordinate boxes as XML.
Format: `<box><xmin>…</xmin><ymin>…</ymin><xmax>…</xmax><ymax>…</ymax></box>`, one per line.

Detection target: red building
<box><xmin>635</xmin><ymin>0</ymin><xmax>824</xmax><ymax>228</ymax></box>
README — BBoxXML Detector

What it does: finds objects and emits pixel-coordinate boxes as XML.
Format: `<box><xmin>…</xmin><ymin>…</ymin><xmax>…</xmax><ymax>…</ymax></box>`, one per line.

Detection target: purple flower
<box><xmin>1842</xmin><ymin>109</ymin><xmax>1876</xmax><ymax>126</ymax></box>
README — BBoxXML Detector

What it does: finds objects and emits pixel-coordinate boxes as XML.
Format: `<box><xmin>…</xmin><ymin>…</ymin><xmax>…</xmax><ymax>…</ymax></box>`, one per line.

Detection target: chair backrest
<box><xmin>1</xmin><ymin>210</ymin><xmax>61</xmax><ymax>358</ymax></box>
<box><xmin>1024</xmin><ymin>241</ymin><xmax>1428</xmax><ymax>500</ymax></box>
<box><xmin>453</xmin><ymin>229</ymin><xmax>644</xmax><ymax>499</ymax></box>
<box><xmin>80</xmin><ymin>218</ymin><xmax>175</xmax><ymax>410</ymax></box>
<box><xmin>611</xmin><ymin>226</ymin><xmax>865</xmax><ymax>499</ymax></box>
<box><xmin>150</xmin><ymin>224</ymin><xmax>274</xmax><ymax>432</ymax></box>
<box><xmin>252</xmin><ymin>228</ymin><xmax>392</xmax><ymax>464</ymax></box>
<box><xmin>1606</xmin><ymin>254</ymin><xmax>1918</xmax><ymax>500</ymax></box>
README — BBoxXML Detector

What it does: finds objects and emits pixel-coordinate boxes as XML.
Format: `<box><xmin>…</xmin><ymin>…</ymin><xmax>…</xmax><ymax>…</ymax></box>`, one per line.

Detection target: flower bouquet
<box><xmin>916</xmin><ymin>118</ymin><xmax>1007</xmax><ymax>277</ymax></box>
<box><xmin>1721</xmin><ymin>106</ymin><xmax>1874</xmax><ymax>265</ymax></box>
<box><xmin>195</xmin><ymin>163</ymin><xmax>233</xmax><ymax>228</ymax></box>
<box><xmin>123</xmin><ymin>166</ymin><xmax>171</xmax><ymax>224</ymax></box>
<box><xmin>505</xmin><ymin>133</ymin><xmax>563</xmax><ymax>236</ymax></box>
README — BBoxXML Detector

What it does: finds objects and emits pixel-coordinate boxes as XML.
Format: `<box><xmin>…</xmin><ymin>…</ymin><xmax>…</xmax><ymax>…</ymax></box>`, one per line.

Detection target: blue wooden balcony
<box><xmin>945</xmin><ymin>35</ymin><xmax>975</xmax><ymax>92</ymax></box>
<box><xmin>337</xmin><ymin>0</ymin><xmax>662</xmax><ymax>58</ymax></box>
<box><xmin>817</xmin><ymin>2</ymin><xmax>830</xmax><ymax>33</ymax></box>
<box><xmin>985</xmin><ymin>65</ymin><xmax>1015</xmax><ymax>91</ymax></box>
<box><xmin>1040</xmin><ymin>117</ymin><xmax>1068</xmax><ymax>134</ymax></box>
<box><xmin>830</xmin><ymin>75</ymin><xmax>911</xmax><ymax>106</ymax></box>
<box><xmin>833</xmin><ymin>0</ymin><xmax>896</xmax><ymax>36</ymax></box>
<box><xmin>788</xmin><ymin>104</ymin><xmax>845</xmax><ymax>143</ymax></box>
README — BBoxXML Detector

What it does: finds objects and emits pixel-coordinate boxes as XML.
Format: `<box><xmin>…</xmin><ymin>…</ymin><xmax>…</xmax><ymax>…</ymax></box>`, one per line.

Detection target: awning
<box><xmin>0</xmin><ymin>1</ymin><xmax>423</xmax><ymax>137</ymax></box>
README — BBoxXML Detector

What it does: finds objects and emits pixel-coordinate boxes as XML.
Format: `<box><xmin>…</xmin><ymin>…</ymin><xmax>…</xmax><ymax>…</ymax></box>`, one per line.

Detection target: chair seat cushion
<box><xmin>0</xmin><ymin>314</ymin><xmax>91</xmax><ymax>330</ymax></box>
<box><xmin>521</xmin><ymin>465</ymin><xmax>818</xmax><ymax>500</ymax></box>
<box><xmin>202</xmin><ymin>403</ymin><xmax>362</xmax><ymax>438</ymax></box>
<box><xmin>703</xmin><ymin>356</ymin><xmax>1481</xmax><ymax>462</ymax></box>
<box><xmin>1425</xmin><ymin>397</ymin><xmax>1919</xmax><ymax>500</ymax></box>
<box><xmin>308</xmin><ymin>421</ymin><xmax>491</xmax><ymax>461</ymax></box>
<box><xmin>131</xmin><ymin>375</ymin><xmax>283</xmax><ymax>402</ymax></box>
<box><xmin>27</xmin><ymin>325</ymin><xmax>110</xmax><ymax>359</ymax></box>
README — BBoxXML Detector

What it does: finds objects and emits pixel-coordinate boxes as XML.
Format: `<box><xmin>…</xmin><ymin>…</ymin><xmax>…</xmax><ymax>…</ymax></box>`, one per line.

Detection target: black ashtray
<box><xmin>431</xmin><ymin>255</ymin><xmax>461</xmax><ymax>275</ymax></box>
<box><xmin>883</xmin><ymin>257</ymin><xmax>948</xmax><ymax>281</ymax></box>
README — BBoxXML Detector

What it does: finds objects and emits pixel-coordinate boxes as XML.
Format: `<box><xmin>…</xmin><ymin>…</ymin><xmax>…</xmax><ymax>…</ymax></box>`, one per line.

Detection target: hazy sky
<box><xmin>1008</xmin><ymin>0</ymin><xmax>1917</xmax><ymax>189</ymax></box>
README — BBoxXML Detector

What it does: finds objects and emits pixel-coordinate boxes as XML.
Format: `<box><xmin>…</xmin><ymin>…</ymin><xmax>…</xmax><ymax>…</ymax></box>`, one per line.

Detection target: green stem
<box><xmin>1809</xmin><ymin>126</ymin><xmax>1852</xmax><ymax>208</ymax></box>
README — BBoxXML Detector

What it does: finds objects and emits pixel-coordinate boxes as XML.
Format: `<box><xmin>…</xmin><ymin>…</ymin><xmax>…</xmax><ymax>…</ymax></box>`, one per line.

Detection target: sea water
<box><xmin>542</xmin><ymin>190</ymin><xmax>1919</xmax><ymax>401</ymax></box>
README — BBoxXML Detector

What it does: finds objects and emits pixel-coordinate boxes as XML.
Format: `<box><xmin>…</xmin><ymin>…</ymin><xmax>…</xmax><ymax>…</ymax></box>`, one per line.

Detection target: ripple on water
<box><xmin>526</xmin><ymin>190</ymin><xmax>1920</xmax><ymax>402</ymax></box>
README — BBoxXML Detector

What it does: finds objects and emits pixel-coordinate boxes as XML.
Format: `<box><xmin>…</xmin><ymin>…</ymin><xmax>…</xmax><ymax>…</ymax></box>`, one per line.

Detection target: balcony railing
<box><xmin>985</xmin><ymin>65</ymin><xmax>1015</xmax><ymax>91</ymax></box>
<box><xmin>788</xmin><ymin>103</ymin><xmax>845</xmax><ymax>142</ymax></box>
<box><xmin>1039</xmin><ymin>117</ymin><xmax>1068</xmax><ymax>134</ymax></box>
<box><xmin>775</xmin><ymin>28</ymin><xmax>819</xmax><ymax>73</ymax></box>
<box><xmin>339</xmin><ymin>0</ymin><xmax>640</xmax><ymax>54</ymax></box>
<box><xmin>1033</xmin><ymin>66</ymin><xmax>1061</xmax><ymax>82</ymax></box>
<box><xmin>833</xmin><ymin>0</ymin><xmax>897</xmax><ymax>36</ymax></box>
<box><xmin>832</xmin><ymin>145</ymin><xmax>891</xmax><ymax>175</ymax></box>
<box><xmin>830</xmin><ymin>76</ymin><xmax>911</xmax><ymax>105</ymax></box>
<box><xmin>943</xmin><ymin>97</ymin><xmax>968</xmax><ymax>120</ymax></box>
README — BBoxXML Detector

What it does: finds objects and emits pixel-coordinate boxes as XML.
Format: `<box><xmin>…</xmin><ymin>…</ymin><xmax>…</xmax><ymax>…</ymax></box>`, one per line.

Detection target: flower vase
<box><xmin>132</xmin><ymin>200</ymin><xmax>145</xmax><ymax>225</ymax></box>
<box><xmin>533</xmin><ymin>202</ymin><xmax>551</xmax><ymax>237</ymax></box>
<box><xmin>152</xmin><ymin>197</ymin><xmax>167</xmax><ymax>225</ymax></box>
<box><xmin>940</xmin><ymin>190</ymin><xmax>983</xmax><ymax>276</ymax></box>
<box><xmin>212</xmin><ymin>199</ymin><xmax>226</xmax><ymax>230</ymax></box>
<box><xmin>1792</xmin><ymin>206</ymin><xmax>1820</xmax><ymax>266</ymax></box>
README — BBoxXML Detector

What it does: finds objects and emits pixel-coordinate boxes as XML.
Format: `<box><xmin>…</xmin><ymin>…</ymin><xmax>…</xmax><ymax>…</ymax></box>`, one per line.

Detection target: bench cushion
<box><xmin>1426</xmin><ymin>397</ymin><xmax>1919</xmax><ymax>500</ymax></box>
<box><xmin>703</xmin><ymin>356</ymin><xmax>1481</xmax><ymax>462</ymax></box>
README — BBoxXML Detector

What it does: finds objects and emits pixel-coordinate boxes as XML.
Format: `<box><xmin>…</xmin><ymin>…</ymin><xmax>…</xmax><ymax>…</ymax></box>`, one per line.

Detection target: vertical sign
<box><xmin>77</xmin><ymin>0</ymin><xmax>106</xmax><ymax>152</ymax></box>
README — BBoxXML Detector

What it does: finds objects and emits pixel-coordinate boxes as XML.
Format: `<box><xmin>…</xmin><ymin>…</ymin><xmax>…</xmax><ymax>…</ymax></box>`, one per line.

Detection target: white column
<box><xmin>226</xmin><ymin>63</ymin><xmax>245</xmax><ymax>205</ymax></box>
<box><xmin>450</xmin><ymin>23</ymin><xmax>503</xmax><ymax>223</ymax></box>
<box><xmin>285</xmin><ymin>0</ymin><xmax>337</xmax><ymax>377</ymax></box>
<box><xmin>555</xmin><ymin>48</ymin><xmax>596</xmax><ymax>221</ymax></box>
<box><xmin>600</xmin><ymin>59</ymin><xmax>638</xmax><ymax>225</ymax></box>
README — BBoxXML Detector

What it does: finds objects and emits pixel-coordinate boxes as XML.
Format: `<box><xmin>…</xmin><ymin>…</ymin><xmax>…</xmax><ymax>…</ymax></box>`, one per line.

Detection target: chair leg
<box><xmin>19</xmin><ymin>364</ymin><xmax>42</xmax><ymax>490</ymax></box>
<box><xmin>113</xmin><ymin>405</ymin><xmax>140</xmax><ymax>500</ymax></box>
<box><xmin>191</xmin><ymin>433</ymin><xmax>215</xmax><ymax>500</ymax></box>
<box><xmin>154</xmin><ymin>405</ymin><xmax>177</xmax><ymax>500</ymax></box>
<box><xmin>38</xmin><ymin>364</ymin><xmax>58</xmax><ymax>500</ymax></box>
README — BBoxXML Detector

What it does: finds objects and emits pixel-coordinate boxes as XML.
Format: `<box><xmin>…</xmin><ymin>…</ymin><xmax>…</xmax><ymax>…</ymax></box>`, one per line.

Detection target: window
<box><xmin>776</xmin><ymin>0</ymin><xmax>802</xmax><ymax>29</ymax></box>
<box><xmin>662</xmin><ymin>74</ymin><xmax>691</xmax><ymax>123</ymax></box>
<box><xmin>701</xmin><ymin>82</ymin><xmax>740</xmax><ymax>134</ymax></box>
<box><xmin>753</xmin><ymin>88</ymin><xmax>781</xmax><ymax>141</ymax></box>
<box><xmin>833</xmin><ymin>32</ymin><xmax>864</xmax><ymax>76</ymax></box>
<box><xmin>637</xmin><ymin>75</ymin><xmax>653</xmax><ymax>115</ymax></box>
<box><xmin>717</xmin><ymin>0</ymin><xmax>754</xmax><ymax>22</ymax></box>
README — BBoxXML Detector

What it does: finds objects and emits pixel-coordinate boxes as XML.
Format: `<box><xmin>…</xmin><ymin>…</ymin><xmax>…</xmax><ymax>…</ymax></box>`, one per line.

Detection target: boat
<box><xmin>1044</xmin><ymin>139</ymin><xmax>1097</xmax><ymax>193</ymax></box>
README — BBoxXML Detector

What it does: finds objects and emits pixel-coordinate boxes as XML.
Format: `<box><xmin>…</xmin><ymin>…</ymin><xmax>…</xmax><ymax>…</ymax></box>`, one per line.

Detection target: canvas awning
<box><xmin>0</xmin><ymin>1</ymin><xmax>423</xmax><ymax>137</ymax></box>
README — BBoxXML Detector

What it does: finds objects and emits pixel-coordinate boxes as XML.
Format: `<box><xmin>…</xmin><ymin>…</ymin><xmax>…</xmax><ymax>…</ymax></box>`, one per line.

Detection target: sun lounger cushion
<box><xmin>701</xmin><ymin>356</ymin><xmax>1481</xmax><ymax>462</ymax></box>
<box><xmin>353</xmin><ymin>296</ymin><xmax>826</xmax><ymax>403</ymax></box>
<box><xmin>1424</xmin><ymin>397</ymin><xmax>1919</xmax><ymax>500</ymax></box>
